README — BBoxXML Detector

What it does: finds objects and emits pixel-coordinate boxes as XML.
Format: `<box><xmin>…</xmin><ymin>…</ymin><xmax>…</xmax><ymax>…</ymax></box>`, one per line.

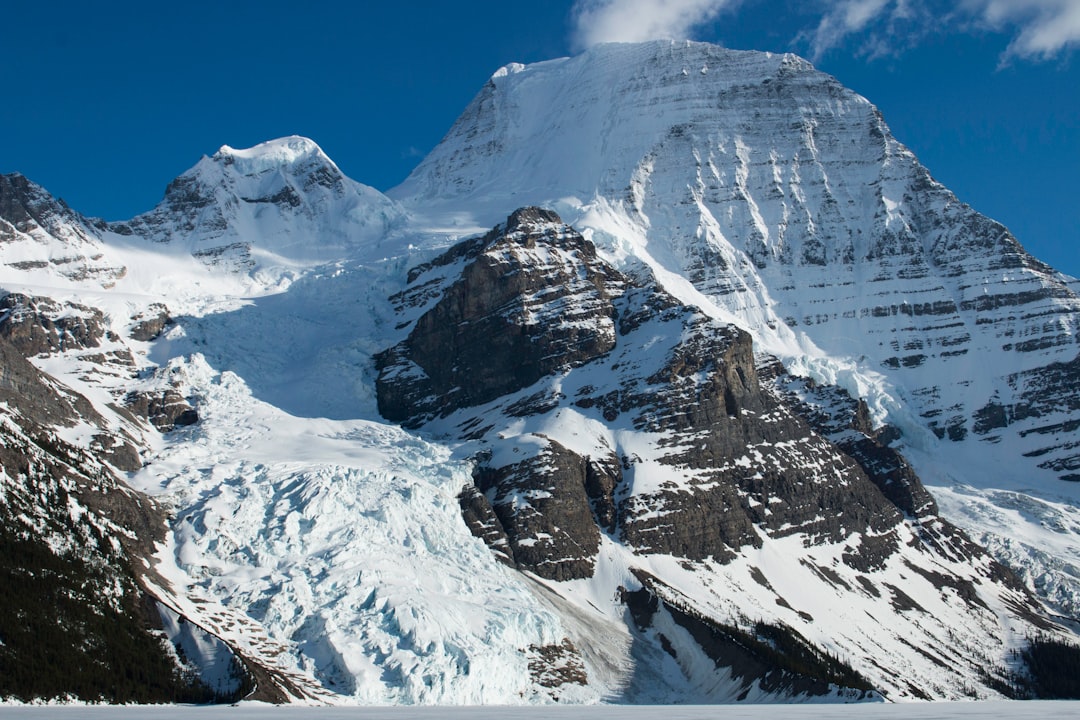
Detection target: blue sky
<box><xmin>1</xmin><ymin>1</ymin><xmax>1076</xmax><ymax>276</ymax></box>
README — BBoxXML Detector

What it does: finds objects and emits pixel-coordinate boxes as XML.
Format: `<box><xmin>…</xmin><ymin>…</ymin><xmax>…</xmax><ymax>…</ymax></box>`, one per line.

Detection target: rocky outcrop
<box><xmin>472</xmin><ymin>438</ymin><xmax>601</xmax><ymax>580</ymax></box>
<box><xmin>983</xmin><ymin>355</ymin><xmax>1080</xmax><ymax>481</ymax></box>
<box><xmin>457</xmin><ymin>485</ymin><xmax>514</xmax><ymax>566</ymax></box>
<box><xmin>0</xmin><ymin>293</ymin><xmax>108</xmax><ymax>356</ymax></box>
<box><xmin>0</xmin><ymin>173</ymin><xmax>125</xmax><ymax>285</ymax></box>
<box><xmin>129</xmin><ymin>303</ymin><xmax>171</xmax><ymax>341</ymax></box>
<box><xmin>377</xmin><ymin>207</ymin><xmax>625</xmax><ymax>426</ymax></box>
<box><xmin>0</xmin><ymin>173</ymin><xmax>98</xmax><ymax>243</ymax></box>
<box><xmin>375</xmin><ymin>207</ymin><xmax>1059</xmax><ymax>697</ymax></box>
<box><xmin>124</xmin><ymin>388</ymin><xmax>199</xmax><ymax>432</ymax></box>
<box><xmin>381</xmin><ymin>209</ymin><xmax>928</xmax><ymax>571</ymax></box>
<box><xmin>766</xmin><ymin>366</ymin><xmax>938</xmax><ymax>519</ymax></box>
<box><xmin>0</xmin><ymin>332</ymin><xmax>97</xmax><ymax>430</ymax></box>
<box><xmin>0</xmin><ymin>421</ymin><xmax>220</xmax><ymax>704</ymax></box>
<box><xmin>0</xmin><ymin>293</ymin><xmax>147</xmax><ymax>466</ymax></box>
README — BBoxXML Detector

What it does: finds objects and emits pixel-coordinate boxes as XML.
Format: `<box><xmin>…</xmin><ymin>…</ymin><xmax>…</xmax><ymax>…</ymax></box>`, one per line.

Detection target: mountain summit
<box><xmin>394</xmin><ymin>42</ymin><xmax>813</xmax><ymax>208</ymax></box>
<box><xmin>115</xmin><ymin>135</ymin><xmax>404</xmax><ymax>277</ymax></box>
<box><xmin>2</xmin><ymin>41</ymin><xmax>1080</xmax><ymax>705</ymax></box>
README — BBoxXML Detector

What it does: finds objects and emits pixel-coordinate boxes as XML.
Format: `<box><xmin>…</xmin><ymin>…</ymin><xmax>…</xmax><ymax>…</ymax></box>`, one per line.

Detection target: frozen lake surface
<box><xmin>2</xmin><ymin>702</ymin><xmax>1079</xmax><ymax>720</ymax></box>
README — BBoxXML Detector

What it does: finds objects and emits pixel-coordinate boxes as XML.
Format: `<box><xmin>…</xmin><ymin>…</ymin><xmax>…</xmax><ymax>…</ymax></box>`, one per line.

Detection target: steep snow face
<box><xmin>393</xmin><ymin>43</ymin><xmax>794</xmax><ymax>217</ymax></box>
<box><xmin>116</xmin><ymin>136</ymin><xmax>406</xmax><ymax>284</ymax></box>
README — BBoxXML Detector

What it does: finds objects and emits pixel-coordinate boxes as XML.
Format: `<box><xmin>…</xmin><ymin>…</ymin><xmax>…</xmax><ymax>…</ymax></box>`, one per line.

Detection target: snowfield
<box><xmin>2</xmin><ymin>701</ymin><xmax>1079</xmax><ymax>719</ymax></box>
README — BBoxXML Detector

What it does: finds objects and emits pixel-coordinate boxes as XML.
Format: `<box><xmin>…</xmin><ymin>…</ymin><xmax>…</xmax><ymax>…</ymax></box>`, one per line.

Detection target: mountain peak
<box><xmin>212</xmin><ymin>136</ymin><xmax>334</xmax><ymax>175</ymax></box>
<box><xmin>113</xmin><ymin>134</ymin><xmax>403</xmax><ymax>269</ymax></box>
<box><xmin>390</xmin><ymin>41</ymin><xmax>833</xmax><ymax>211</ymax></box>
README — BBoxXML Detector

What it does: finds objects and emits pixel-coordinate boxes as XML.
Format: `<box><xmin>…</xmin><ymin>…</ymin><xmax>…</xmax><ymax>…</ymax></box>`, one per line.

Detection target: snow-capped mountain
<box><xmin>117</xmin><ymin>136</ymin><xmax>404</xmax><ymax>276</ymax></box>
<box><xmin>396</xmin><ymin>41</ymin><xmax>1080</xmax><ymax>488</ymax></box>
<box><xmin>394</xmin><ymin>40</ymin><xmax>1080</xmax><ymax>623</ymax></box>
<box><xmin>2</xmin><ymin>40</ymin><xmax>1079</xmax><ymax>705</ymax></box>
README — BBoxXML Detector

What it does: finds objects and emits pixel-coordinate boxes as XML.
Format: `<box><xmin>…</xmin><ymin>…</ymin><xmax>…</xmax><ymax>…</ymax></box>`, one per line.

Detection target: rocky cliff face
<box><xmin>378</xmin><ymin>207</ymin><xmax>625</xmax><ymax>426</ymax></box>
<box><xmin>0</xmin><ymin>301</ymin><xmax>227</xmax><ymax>702</ymax></box>
<box><xmin>376</xmin><ymin>208</ymin><xmax>1056</xmax><ymax>699</ymax></box>
<box><xmin>377</xmin><ymin>209</ymin><xmax>925</xmax><ymax>572</ymax></box>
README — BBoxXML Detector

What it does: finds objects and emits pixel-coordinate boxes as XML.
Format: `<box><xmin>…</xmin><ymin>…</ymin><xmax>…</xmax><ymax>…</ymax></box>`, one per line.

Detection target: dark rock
<box><xmin>769</xmin><ymin>372</ymin><xmax>938</xmax><ymax>518</ymax></box>
<box><xmin>376</xmin><ymin>208</ymin><xmax>625</xmax><ymax>426</ymax></box>
<box><xmin>526</xmin><ymin>639</ymin><xmax>588</xmax><ymax>692</ymax></box>
<box><xmin>584</xmin><ymin>453</ymin><xmax>622</xmax><ymax>534</ymax></box>
<box><xmin>457</xmin><ymin>484</ymin><xmax>514</xmax><ymax>566</ymax></box>
<box><xmin>0</xmin><ymin>175</ymin><xmax>126</xmax><ymax>284</ymax></box>
<box><xmin>124</xmin><ymin>388</ymin><xmax>199</xmax><ymax>432</ymax></box>
<box><xmin>617</xmin><ymin>327</ymin><xmax>903</xmax><ymax>559</ymax></box>
<box><xmin>130</xmin><ymin>303</ymin><xmax>171</xmax><ymax>341</ymax></box>
<box><xmin>472</xmin><ymin>437</ymin><xmax>600</xmax><ymax>581</ymax></box>
<box><xmin>842</xmin><ymin>531</ymin><xmax>900</xmax><ymax>573</ymax></box>
<box><xmin>0</xmin><ymin>293</ymin><xmax>107</xmax><ymax>356</ymax></box>
<box><xmin>91</xmin><ymin>433</ymin><xmax>144</xmax><ymax>472</ymax></box>
<box><xmin>994</xmin><ymin>354</ymin><xmax>1080</xmax><ymax>480</ymax></box>
<box><xmin>0</xmin><ymin>173</ymin><xmax>88</xmax><ymax>240</ymax></box>
<box><xmin>0</xmin><ymin>332</ymin><xmax>102</xmax><ymax>429</ymax></box>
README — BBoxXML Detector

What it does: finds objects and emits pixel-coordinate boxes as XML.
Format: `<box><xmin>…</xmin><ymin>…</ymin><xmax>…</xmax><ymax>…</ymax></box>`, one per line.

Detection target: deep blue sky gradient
<box><xmin>2</xmin><ymin>1</ymin><xmax>1076</xmax><ymax>276</ymax></box>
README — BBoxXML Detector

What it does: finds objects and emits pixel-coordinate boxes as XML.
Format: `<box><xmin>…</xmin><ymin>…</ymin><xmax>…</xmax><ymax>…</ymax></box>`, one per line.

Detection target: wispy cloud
<box><xmin>965</xmin><ymin>0</ymin><xmax>1080</xmax><ymax>61</ymax></box>
<box><xmin>569</xmin><ymin>0</ymin><xmax>1080</xmax><ymax>65</ymax></box>
<box><xmin>806</xmin><ymin>0</ymin><xmax>1080</xmax><ymax>63</ymax></box>
<box><xmin>570</xmin><ymin>0</ymin><xmax>738</xmax><ymax>51</ymax></box>
<box><xmin>807</xmin><ymin>0</ymin><xmax>912</xmax><ymax>61</ymax></box>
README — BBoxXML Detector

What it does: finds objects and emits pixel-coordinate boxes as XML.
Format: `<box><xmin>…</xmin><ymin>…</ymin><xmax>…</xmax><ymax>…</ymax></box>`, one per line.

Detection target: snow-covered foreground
<box><xmin>2</xmin><ymin>701</ymin><xmax>1079</xmax><ymax>720</ymax></box>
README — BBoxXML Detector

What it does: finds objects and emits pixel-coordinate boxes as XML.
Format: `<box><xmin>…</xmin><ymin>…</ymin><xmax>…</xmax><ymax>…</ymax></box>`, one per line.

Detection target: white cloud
<box><xmin>806</xmin><ymin>0</ymin><xmax>1080</xmax><ymax>62</ymax></box>
<box><xmin>965</xmin><ymin>0</ymin><xmax>1080</xmax><ymax>60</ymax></box>
<box><xmin>570</xmin><ymin>0</ymin><xmax>737</xmax><ymax>50</ymax></box>
<box><xmin>807</xmin><ymin>0</ymin><xmax>896</xmax><ymax>60</ymax></box>
<box><xmin>567</xmin><ymin>0</ymin><xmax>1080</xmax><ymax>64</ymax></box>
